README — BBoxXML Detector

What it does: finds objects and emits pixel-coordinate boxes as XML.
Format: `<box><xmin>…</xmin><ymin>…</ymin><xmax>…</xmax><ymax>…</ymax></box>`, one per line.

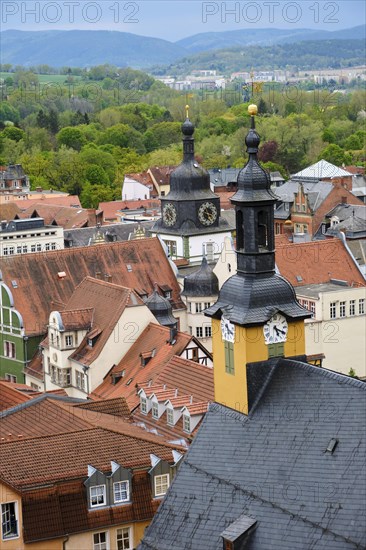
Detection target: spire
<box><xmin>181</xmin><ymin>105</ymin><xmax>195</xmax><ymax>161</ymax></box>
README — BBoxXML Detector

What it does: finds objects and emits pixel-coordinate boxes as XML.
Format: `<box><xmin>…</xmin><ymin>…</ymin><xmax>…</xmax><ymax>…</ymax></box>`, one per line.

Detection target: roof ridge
<box><xmin>281</xmin><ymin>358</ymin><xmax>366</xmax><ymax>389</ymax></box>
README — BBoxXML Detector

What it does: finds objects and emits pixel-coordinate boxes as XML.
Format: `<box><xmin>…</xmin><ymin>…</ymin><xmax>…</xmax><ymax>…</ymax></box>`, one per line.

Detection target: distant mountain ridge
<box><xmin>176</xmin><ymin>25</ymin><xmax>366</xmax><ymax>53</ymax></box>
<box><xmin>1</xmin><ymin>26</ymin><xmax>365</xmax><ymax>69</ymax></box>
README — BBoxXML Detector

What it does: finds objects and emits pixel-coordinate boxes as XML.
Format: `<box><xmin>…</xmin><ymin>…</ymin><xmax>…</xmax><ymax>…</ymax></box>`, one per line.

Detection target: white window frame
<box><xmin>5</xmin><ymin>374</ymin><xmax>17</xmax><ymax>383</ymax></box>
<box><xmin>90</xmin><ymin>485</ymin><xmax>106</xmax><ymax>508</ymax></box>
<box><xmin>359</xmin><ymin>299</ymin><xmax>365</xmax><ymax>315</ymax></box>
<box><xmin>93</xmin><ymin>531</ymin><xmax>108</xmax><ymax>550</ymax></box>
<box><xmin>1</xmin><ymin>502</ymin><xmax>19</xmax><ymax>540</ymax></box>
<box><xmin>195</xmin><ymin>302</ymin><xmax>202</xmax><ymax>313</ymax></box>
<box><xmin>75</xmin><ymin>370</ymin><xmax>85</xmax><ymax>391</ymax></box>
<box><xmin>183</xmin><ymin>414</ymin><xmax>191</xmax><ymax>433</ymax></box>
<box><xmin>140</xmin><ymin>396</ymin><xmax>147</xmax><ymax>414</ymax></box>
<box><xmin>3</xmin><ymin>341</ymin><xmax>16</xmax><ymax>359</ymax></box>
<box><xmin>113</xmin><ymin>481</ymin><xmax>129</xmax><ymax>503</ymax></box>
<box><xmin>152</xmin><ymin>402</ymin><xmax>159</xmax><ymax>419</ymax></box>
<box><xmin>196</xmin><ymin>326</ymin><xmax>203</xmax><ymax>338</ymax></box>
<box><xmin>349</xmin><ymin>300</ymin><xmax>356</xmax><ymax>316</ymax></box>
<box><xmin>154</xmin><ymin>474</ymin><xmax>170</xmax><ymax>497</ymax></box>
<box><xmin>204</xmin><ymin>325</ymin><xmax>212</xmax><ymax>338</ymax></box>
<box><xmin>116</xmin><ymin>527</ymin><xmax>131</xmax><ymax>550</ymax></box>
<box><xmin>339</xmin><ymin>301</ymin><xmax>346</xmax><ymax>318</ymax></box>
<box><xmin>166</xmin><ymin>408</ymin><xmax>174</xmax><ymax>425</ymax></box>
<box><xmin>65</xmin><ymin>335</ymin><xmax>73</xmax><ymax>347</ymax></box>
<box><xmin>330</xmin><ymin>302</ymin><xmax>336</xmax><ymax>319</ymax></box>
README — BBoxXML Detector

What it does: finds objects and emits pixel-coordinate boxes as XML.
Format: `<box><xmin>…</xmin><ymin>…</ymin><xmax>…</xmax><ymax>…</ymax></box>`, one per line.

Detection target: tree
<box><xmin>57</xmin><ymin>127</ymin><xmax>87</xmax><ymax>151</ymax></box>
<box><xmin>1</xmin><ymin>126</ymin><xmax>25</xmax><ymax>142</ymax></box>
<box><xmin>0</xmin><ymin>102</ymin><xmax>20</xmax><ymax>125</ymax></box>
<box><xmin>258</xmin><ymin>140</ymin><xmax>278</xmax><ymax>163</ymax></box>
<box><xmin>318</xmin><ymin>144</ymin><xmax>352</xmax><ymax>166</ymax></box>
<box><xmin>80</xmin><ymin>181</ymin><xmax>115</xmax><ymax>208</ymax></box>
<box><xmin>85</xmin><ymin>164</ymin><xmax>109</xmax><ymax>186</ymax></box>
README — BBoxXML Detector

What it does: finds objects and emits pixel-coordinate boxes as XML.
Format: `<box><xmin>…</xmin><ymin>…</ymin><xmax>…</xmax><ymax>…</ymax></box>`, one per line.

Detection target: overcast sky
<box><xmin>2</xmin><ymin>1</ymin><xmax>365</xmax><ymax>41</ymax></box>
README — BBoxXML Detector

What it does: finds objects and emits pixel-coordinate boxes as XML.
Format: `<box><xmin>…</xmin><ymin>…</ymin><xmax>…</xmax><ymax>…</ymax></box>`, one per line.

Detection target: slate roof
<box><xmin>139</xmin><ymin>359</ymin><xmax>366</xmax><ymax>550</ymax></box>
<box><xmin>274</xmin><ymin>180</ymin><xmax>333</xmax><ymax>211</ymax></box>
<box><xmin>182</xmin><ymin>256</ymin><xmax>219</xmax><ymax>297</ymax></box>
<box><xmin>64</xmin><ymin>221</ymin><xmax>154</xmax><ymax>247</ymax></box>
<box><xmin>292</xmin><ymin>160</ymin><xmax>353</xmax><ymax>181</ymax></box>
<box><xmin>276</xmin><ymin>239</ymin><xmax>366</xmax><ymax>287</ymax></box>
<box><xmin>205</xmin><ymin>272</ymin><xmax>310</xmax><ymax>325</ymax></box>
<box><xmin>0</xmin><ymin>237</ymin><xmax>184</xmax><ymax>336</ymax></box>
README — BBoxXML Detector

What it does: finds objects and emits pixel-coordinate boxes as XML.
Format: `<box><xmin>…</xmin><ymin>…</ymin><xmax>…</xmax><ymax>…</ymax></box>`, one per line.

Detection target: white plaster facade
<box><xmin>157</xmin><ymin>230</ymin><xmax>232</xmax><ymax>266</ymax></box>
<box><xmin>0</xmin><ymin>222</ymin><xmax>64</xmax><ymax>257</ymax></box>
<box><xmin>36</xmin><ymin>305</ymin><xmax>156</xmax><ymax>398</ymax></box>
<box><xmin>122</xmin><ymin>176</ymin><xmax>151</xmax><ymax>201</ymax></box>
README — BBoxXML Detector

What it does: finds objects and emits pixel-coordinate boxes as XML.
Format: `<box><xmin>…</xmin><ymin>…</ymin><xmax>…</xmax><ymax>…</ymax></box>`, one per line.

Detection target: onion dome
<box><xmin>231</xmin><ymin>105</ymin><xmax>277</xmax><ymax>204</ymax></box>
<box><xmin>145</xmin><ymin>287</ymin><xmax>178</xmax><ymax>329</ymax></box>
<box><xmin>182</xmin><ymin>257</ymin><xmax>219</xmax><ymax>297</ymax></box>
<box><xmin>168</xmin><ymin>110</ymin><xmax>215</xmax><ymax>200</ymax></box>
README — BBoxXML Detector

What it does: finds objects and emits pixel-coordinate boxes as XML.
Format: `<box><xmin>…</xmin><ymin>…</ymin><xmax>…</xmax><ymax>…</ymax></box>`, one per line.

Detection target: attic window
<box><xmin>58</xmin><ymin>271</ymin><xmax>66</xmax><ymax>279</ymax></box>
<box><xmin>126</xmin><ymin>377</ymin><xmax>133</xmax><ymax>386</ymax></box>
<box><xmin>11</xmin><ymin>280</ymin><xmax>18</xmax><ymax>288</ymax></box>
<box><xmin>326</xmin><ymin>438</ymin><xmax>338</xmax><ymax>454</ymax></box>
<box><xmin>126</xmin><ymin>264</ymin><xmax>132</xmax><ymax>272</ymax></box>
<box><xmin>296</xmin><ymin>275</ymin><xmax>303</xmax><ymax>282</ymax></box>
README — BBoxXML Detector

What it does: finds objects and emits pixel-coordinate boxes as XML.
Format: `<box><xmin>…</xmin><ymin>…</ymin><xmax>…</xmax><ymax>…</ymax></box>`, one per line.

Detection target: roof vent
<box><xmin>126</xmin><ymin>264</ymin><xmax>132</xmax><ymax>272</ymax></box>
<box><xmin>58</xmin><ymin>272</ymin><xmax>66</xmax><ymax>279</ymax></box>
<box><xmin>11</xmin><ymin>280</ymin><xmax>18</xmax><ymax>288</ymax></box>
<box><xmin>326</xmin><ymin>438</ymin><xmax>338</xmax><ymax>454</ymax></box>
<box><xmin>329</xmin><ymin>278</ymin><xmax>348</xmax><ymax>287</ymax></box>
<box><xmin>296</xmin><ymin>275</ymin><xmax>303</xmax><ymax>282</ymax></box>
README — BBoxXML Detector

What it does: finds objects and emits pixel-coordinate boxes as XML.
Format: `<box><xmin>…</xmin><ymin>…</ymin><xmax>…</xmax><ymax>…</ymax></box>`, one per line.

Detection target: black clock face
<box><xmin>198</xmin><ymin>202</ymin><xmax>218</xmax><ymax>226</ymax></box>
<box><xmin>162</xmin><ymin>203</ymin><xmax>177</xmax><ymax>226</ymax></box>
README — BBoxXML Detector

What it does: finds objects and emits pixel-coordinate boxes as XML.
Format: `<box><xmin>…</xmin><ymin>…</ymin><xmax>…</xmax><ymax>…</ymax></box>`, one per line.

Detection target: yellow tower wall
<box><xmin>212</xmin><ymin>319</ymin><xmax>305</xmax><ymax>414</ymax></box>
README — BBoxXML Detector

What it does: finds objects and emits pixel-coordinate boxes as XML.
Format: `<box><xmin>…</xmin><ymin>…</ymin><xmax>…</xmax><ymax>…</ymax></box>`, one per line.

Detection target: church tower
<box><xmin>151</xmin><ymin>107</ymin><xmax>233</xmax><ymax>264</ymax></box>
<box><xmin>205</xmin><ymin>105</ymin><xmax>310</xmax><ymax>413</ymax></box>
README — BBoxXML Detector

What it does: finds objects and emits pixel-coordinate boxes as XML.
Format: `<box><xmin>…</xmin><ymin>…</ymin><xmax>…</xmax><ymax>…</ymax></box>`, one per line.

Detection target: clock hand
<box><xmin>274</xmin><ymin>326</ymin><xmax>286</xmax><ymax>335</ymax></box>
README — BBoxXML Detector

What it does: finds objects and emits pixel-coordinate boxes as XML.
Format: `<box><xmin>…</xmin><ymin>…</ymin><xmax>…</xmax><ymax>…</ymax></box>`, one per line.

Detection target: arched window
<box><xmin>258</xmin><ymin>211</ymin><xmax>268</xmax><ymax>249</ymax></box>
<box><xmin>236</xmin><ymin>209</ymin><xmax>244</xmax><ymax>250</ymax></box>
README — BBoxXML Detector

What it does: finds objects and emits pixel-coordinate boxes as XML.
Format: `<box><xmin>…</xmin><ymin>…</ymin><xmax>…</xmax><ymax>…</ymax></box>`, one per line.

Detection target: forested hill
<box><xmin>176</xmin><ymin>25</ymin><xmax>366</xmax><ymax>53</ymax></box>
<box><xmin>1</xmin><ymin>26</ymin><xmax>365</xmax><ymax>69</ymax></box>
<box><xmin>152</xmin><ymin>39</ymin><xmax>366</xmax><ymax>75</ymax></box>
<box><xmin>0</xmin><ymin>30</ymin><xmax>186</xmax><ymax>68</ymax></box>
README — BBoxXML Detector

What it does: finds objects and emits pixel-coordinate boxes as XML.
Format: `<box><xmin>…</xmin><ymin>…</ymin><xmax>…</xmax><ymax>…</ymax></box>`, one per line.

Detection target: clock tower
<box><xmin>205</xmin><ymin>105</ymin><xmax>311</xmax><ymax>413</ymax></box>
<box><xmin>151</xmin><ymin>107</ymin><xmax>233</xmax><ymax>264</ymax></box>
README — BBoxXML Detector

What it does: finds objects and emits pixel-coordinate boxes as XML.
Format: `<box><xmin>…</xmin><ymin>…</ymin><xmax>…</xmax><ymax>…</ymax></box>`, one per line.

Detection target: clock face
<box><xmin>221</xmin><ymin>316</ymin><xmax>235</xmax><ymax>343</ymax></box>
<box><xmin>162</xmin><ymin>203</ymin><xmax>177</xmax><ymax>227</ymax></box>
<box><xmin>198</xmin><ymin>202</ymin><xmax>218</xmax><ymax>226</ymax></box>
<box><xmin>263</xmin><ymin>313</ymin><xmax>288</xmax><ymax>345</ymax></box>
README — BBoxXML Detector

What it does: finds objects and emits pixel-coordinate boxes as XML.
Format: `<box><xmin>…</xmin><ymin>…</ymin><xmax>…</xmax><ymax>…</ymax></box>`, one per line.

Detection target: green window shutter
<box><xmin>225</xmin><ymin>341</ymin><xmax>234</xmax><ymax>375</ymax></box>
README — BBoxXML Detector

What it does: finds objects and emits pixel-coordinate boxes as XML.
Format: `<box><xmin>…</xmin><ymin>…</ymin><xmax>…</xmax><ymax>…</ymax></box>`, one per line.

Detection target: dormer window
<box><xmin>167</xmin><ymin>408</ymin><xmax>174</xmax><ymax>425</ymax></box>
<box><xmin>113</xmin><ymin>481</ymin><xmax>129</xmax><ymax>503</ymax></box>
<box><xmin>152</xmin><ymin>402</ymin><xmax>159</xmax><ymax>419</ymax></box>
<box><xmin>88</xmin><ymin>338</ymin><xmax>93</xmax><ymax>347</ymax></box>
<box><xmin>141</xmin><ymin>396</ymin><xmax>147</xmax><ymax>414</ymax></box>
<box><xmin>164</xmin><ymin>290</ymin><xmax>171</xmax><ymax>299</ymax></box>
<box><xmin>183</xmin><ymin>414</ymin><xmax>191</xmax><ymax>433</ymax></box>
<box><xmin>154</xmin><ymin>474</ymin><xmax>170</xmax><ymax>497</ymax></box>
<box><xmin>90</xmin><ymin>485</ymin><xmax>106</xmax><ymax>507</ymax></box>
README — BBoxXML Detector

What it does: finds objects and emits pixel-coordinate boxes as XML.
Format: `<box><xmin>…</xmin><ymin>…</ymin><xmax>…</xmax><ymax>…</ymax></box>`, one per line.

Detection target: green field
<box><xmin>0</xmin><ymin>73</ymin><xmax>82</xmax><ymax>84</ymax></box>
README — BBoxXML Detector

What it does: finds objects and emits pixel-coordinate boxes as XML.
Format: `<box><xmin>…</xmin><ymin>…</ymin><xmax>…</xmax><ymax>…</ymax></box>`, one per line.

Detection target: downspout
<box><xmin>63</xmin><ymin>535</ymin><xmax>69</xmax><ymax>550</ymax></box>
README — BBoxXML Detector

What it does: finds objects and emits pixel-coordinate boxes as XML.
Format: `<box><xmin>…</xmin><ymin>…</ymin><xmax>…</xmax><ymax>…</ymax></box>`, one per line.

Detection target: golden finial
<box><xmin>248</xmin><ymin>104</ymin><xmax>258</xmax><ymax>116</ymax></box>
<box><xmin>185</xmin><ymin>104</ymin><xmax>190</xmax><ymax>118</ymax></box>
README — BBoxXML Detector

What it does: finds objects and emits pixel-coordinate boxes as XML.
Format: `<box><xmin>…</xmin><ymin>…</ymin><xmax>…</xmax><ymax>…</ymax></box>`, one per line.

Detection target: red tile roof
<box><xmin>91</xmin><ymin>323</ymin><xmax>192</xmax><ymax>408</ymax></box>
<box><xmin>99</xmin><ymin>199</ymin><xmax>160</xmax><ymax>221</ymax></box>
<box><xmin>148</xmin><ymin>166</ymin><xmax>176</xmax><ymax>188</ymax></box>
<box><xmin>276</xmin><ymin>238</ymin><xmax>366</xmax><ymax>287</ymax></box>
<box><xmin>59</xmin><ymin>308</ymin><xmax>94</xmax><ymax>330</ymax></box>
<box><xmin>0</xmin><ymin>202</ymin><xmax>22</xmax><ymax>221</ymax></box>
<box><xmin>14</xmin><ymin>195</ymin><xmax>81</xmax><ymax>208</ymax></box>
<box><xmin>0</xmin><ymin>427</ymin><xmax>181</xmax><ymax>489</ymax></box>
<box><xmin>17</xmin><ymin>203</ymin><xmax>100</xmax><ymax>228</ymax></box>
<box><xmin>1</xmin><ymin>237</ymin><xmax>184</xmax><ymax>336</ymax></box>
<box><xmin>64</xmin><ymin>277</ymin><xmax>143</xmax><ymax>366</ymax></box>
<box><xmin>184</xmin><ymin>402</ymin><xmax>209</xmax><ymax>415</ymax></box>
<box><xmin>0</xmin><ymin>381</ymin><xmax>32</xmax><ymax>411</ymax></box>
<box><xmin>74</xmin><ymin>397</ymin><xmax>130</xmax><ymax>417</ymax></box>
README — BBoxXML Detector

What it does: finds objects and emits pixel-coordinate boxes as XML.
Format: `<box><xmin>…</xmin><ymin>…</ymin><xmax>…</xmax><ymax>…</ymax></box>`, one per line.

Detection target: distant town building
<box><xmin>0</xmin><ymin>217</ymin><xmax>64</xmax><ymax>257</ymax></box>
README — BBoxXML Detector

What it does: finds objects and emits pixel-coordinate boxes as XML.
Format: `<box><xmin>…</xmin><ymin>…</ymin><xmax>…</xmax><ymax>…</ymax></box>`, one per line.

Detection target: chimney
<box><xmin>104</xmin><ymin>273</ymin><xmax>111</xmax><ymax>282</ymax></box>
<box><xmin>95</xmin><ymin>271</ymin><xmax>101</xmax><ymax>279</ymax></box>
